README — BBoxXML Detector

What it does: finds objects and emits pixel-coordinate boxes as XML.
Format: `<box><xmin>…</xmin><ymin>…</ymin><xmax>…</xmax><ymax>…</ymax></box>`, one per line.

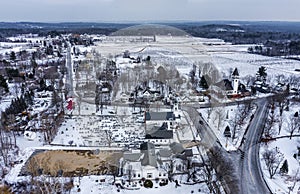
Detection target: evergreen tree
<box><xmin>199</xmin><ymin>75</ymin><xmax>209</xmax><ymax>89</ymax></box>
<box><xmin>0</xmin><ymin>75</ymin><xmax>9</xmax><ymax>93</ymax></box>
<box><xmin>257</xmin><ymin>66</ymin><xmax>267</xmax><ymax>83</ymax></box>
<box><xmin>39</xmin><ymin>79</ymin><xmax>46</xmax><ymax>90</ymax></box>
<box><xmin>280</xmin><ymin>159</ymin><xmax>288</xmax><ymax>174</ymax></box>
<box><xmin>10</xmin><ymin>51</ymin><xmax>16</xmax><ymax>61</ymax></box>
<box><xmin>224</xmin><ymin>125</ymin><xmax>231</xmax><ymax>137</ymax></box>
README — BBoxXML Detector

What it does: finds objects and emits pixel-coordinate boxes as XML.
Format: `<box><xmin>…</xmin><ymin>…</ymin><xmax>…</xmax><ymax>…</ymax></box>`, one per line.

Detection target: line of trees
<box><xmin>248</xmin><ymin>40</ymin><xmax>300</xmax><ymax>56</ymax></box>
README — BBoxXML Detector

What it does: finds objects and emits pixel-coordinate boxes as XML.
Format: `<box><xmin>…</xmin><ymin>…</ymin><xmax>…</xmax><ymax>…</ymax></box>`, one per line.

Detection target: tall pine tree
<box><xmin>280</xmin><ymin>159</ymin><xmax>288</xmax><ymax>174</ymax></box>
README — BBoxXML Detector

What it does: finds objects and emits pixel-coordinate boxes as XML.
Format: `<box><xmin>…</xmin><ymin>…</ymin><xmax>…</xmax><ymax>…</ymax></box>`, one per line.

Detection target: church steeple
<box><xmin>232</xmin><ymin>68</ymin><xmax>239</xmax><ymax>78</ymax></box>
<box><xmin>232</xmin><ymin>68</ymin><xmax>239</xmax><ymax>95</ymax></box>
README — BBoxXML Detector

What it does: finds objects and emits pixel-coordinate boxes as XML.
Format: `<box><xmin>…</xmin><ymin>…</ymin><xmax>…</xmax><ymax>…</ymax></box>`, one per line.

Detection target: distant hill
<box><xmin>0</xmin><ymin>22</ymin><xmax>132</xmax><ymax>37</ymax></box>
<box><xmin>110</xmin><ymin>24</ymin><xmax>188</xmax><ymax>36</ymax></box>
<box><xmin>1</xmin><ymin>21</ymin><xmax>300</xmax><ymax>45</ymax></box>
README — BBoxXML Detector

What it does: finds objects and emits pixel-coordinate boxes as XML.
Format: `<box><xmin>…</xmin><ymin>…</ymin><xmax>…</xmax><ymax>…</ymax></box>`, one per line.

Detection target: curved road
<box><xmin>185</xmin><ymin>98</ymin><xmax>272</xmax><ymax>194</ymax></box>
<box><xmin>239</xmin><ymin>98</ymin><xmax>272</xmax><ymax>194</ymax></box>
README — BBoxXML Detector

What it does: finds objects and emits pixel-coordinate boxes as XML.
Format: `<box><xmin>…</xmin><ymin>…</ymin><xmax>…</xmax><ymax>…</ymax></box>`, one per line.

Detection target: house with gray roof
<box><xmin>121</xmin><ymin>142</ymin><xmax>168</xmax><ymax>184</ymax></box>
<box><xmin>145</xmin><ymin>112</ymin><xmax>175</xmax><ymax>121</ymax></box>
<box><xmin>145</xmin><ymin>111</ymin><xmax>176</xmax><ymax>131</ymax></box>
<box><xmin>140</xmin><ymin>142</ymin><xmax>157</xmax><ymax>167</ymax></box>
<box><xmin>145</xmin><ymin>122</ymin><xmax>174</xmax><ymax>145</ymax></box>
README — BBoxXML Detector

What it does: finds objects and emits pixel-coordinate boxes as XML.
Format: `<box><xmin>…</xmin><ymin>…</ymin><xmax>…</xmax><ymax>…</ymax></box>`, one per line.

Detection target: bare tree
<box><xmin>77</xmin><ymin>93</ymin><xmax>83</xmax><ymax>115</ymax></box>
<box><xmin>230</xmin><ymin>113</ymin><xmax>239</xmax><ymax>141</ymax></box>
<box><xmin>262</xmin><ymin>147</ymin><xmax>284</xmax><ymax>179</ymax></box>
<box><xmin>104</xmin><ymin>130</ymin><xmax>113</xmax><ymax>147</ymax></box>
<box><xmin>264</xmin><ymin>102</ymin><xmax>278</xmax><ymax>138</ymax></box>
<box><xmin>0</xmin><ymin>124</ymin><xmax>15</xmax><ymax>166</ymax></box>
<box><xmin>275</xmin><ymin>74</ymin><xmax>286</xmax><ymax>84</ymax></box>
<box><xmin>208</xmin><ymin>146</ymin><xmax>240</xmax><ymax>193</ymax></box>
<box><xmin>243</xmin><ymin>75</ymin><xmax>255</xmax><ymax>87</ymax></box>
<box><xmin>288</xmin><ymin>169</ymin><xmax>299</xmax><ymax>194</ymax></box>
<box><xmin>287</xmin><ymin>112</ymin><xmax>300</xmax><ymax>139</ymax></box>
<box><xmin>156</xmin><ymin>66</ymin><xmax>167</xmax><ymax>84</ymax></box>
<box><xmin>118</xmin><ymin>71</ymin><xmax>129</xmax><ymax>93</ymax></box>
<box><xmin>237</xmin><ymin>102</ymin><xmax>252</xmax><ymax>125</ymax></box>
<box><xmin>213</xmin><ymin>105</ymin><xmax>225</xmax><ymax>131</ymax></box>
<box><xmin>278</xmin><ymin>115</ymin><xmax>283</xmax><ymax>135</ymax></box>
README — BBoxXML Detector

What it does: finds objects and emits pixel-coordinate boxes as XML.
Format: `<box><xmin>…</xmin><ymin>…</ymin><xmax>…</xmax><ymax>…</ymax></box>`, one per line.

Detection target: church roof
<box><xmin>232</xmin><ymin>68</ymin><xmax>239</xmax><ymax>76</ymax></box>
<box><xmin>123</xmin><ymin>152</ymin><xmax>143</xmax><ymax>162</ymax></box>
<box><xmin>140</xmin><ymin>142</ymin><xmax>157</xmax><ymax>167</ymax></box>
<box><xmin>215</xmin><ymin>79</ymin><xmax>233</xmax><ymax>91</ymax></box>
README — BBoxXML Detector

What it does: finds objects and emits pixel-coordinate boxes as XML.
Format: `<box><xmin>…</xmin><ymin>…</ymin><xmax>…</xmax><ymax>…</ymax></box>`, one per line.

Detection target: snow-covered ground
<box><xmin>198</xmin><ymin>103</ymin><xmax>256</xmax><ymax>151</ymax></box>
<box><xmin>70</xmin><ymin>175</ymin><xmax>209</xmax><ymax>194</ymax></box>
<box><xmin>96</xmin><ymin>36</ymin><xmax>300</xmax><ymax>81</ymax></box>
<box><xmin>259</xmin><ymin>101</ymin><xmax>300</xmax><ymax>194</ymax></box>
<box><xmin>2</xmin><ymin>34</ymin><xmax>300</xmax><ymax>193</ymax></box>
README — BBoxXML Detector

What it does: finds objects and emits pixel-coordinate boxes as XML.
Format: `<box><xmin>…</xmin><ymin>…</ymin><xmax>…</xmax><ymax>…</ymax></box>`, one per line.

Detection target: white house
<box><xmin>121</xmin><ymin>142</ymin><xmax>168</xmax><ymax>184</ymax></box>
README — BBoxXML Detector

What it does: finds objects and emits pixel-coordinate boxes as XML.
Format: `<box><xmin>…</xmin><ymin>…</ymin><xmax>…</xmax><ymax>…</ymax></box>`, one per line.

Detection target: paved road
<box><xmin>184</xmin><ymin>98</ymin><xmax>273</xmax><ymax>194</ymax></box>
<box><xmin>183</xmin><ymin>106</ymin><xmax>220</xmax><ymax>149</ymax></box>
<box><xmin>66</xmin><ymin>47</ymin><xmax>74</xmax><ymax>97</ymax></box>
<box><xmin>239</xmin><ymin>98</ymin><xmax>272</xmax><ymax>194</ymax></box>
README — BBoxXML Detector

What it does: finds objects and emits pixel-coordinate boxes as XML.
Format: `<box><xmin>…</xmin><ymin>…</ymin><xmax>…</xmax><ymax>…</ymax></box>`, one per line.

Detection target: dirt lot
<box><xmin>24</xmin><ymin>150</ymin><xmax>122</xmax><ymax>177</ymax></box>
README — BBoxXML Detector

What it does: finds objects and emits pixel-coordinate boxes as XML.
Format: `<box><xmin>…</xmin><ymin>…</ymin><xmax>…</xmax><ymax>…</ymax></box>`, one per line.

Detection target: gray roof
<box><xmin>140</xmin><ymin>142</ymin><xmax>155</xmax><ymax>151</ymax></box>
<box><xmin>145</xmin><ymin>112</ymin><xmax>175</xmax><ymax>121</ymax></box>
<box><xmin>145</xmin><ymin>123</ymin><xmax>173</xmax><ymax>139</ymax></box>
<box><xmin>177</xmin><ymin>149</ymin><xmax>194</xmax><ymax>160</ymax></box>
<box><xmin>185</xmin><ymin>149</ymin><xmax>193</xmax><ymax>157</ymax></box>
<box><xmin>215</xmin><ymin>79</ymin><xmax>233</xmax><ymax>91</ymax></box>
<box><xmin>170</xmin><ymin>142</ymin><xmax>184</xmax><ymax>155</ymax></box>
<box><xmin>145</xmin><ymin>130</ymin><xmax>173</xmax><ymax>139</ymax></box>
<box><xmin>140</xmin><ymin>142</ymin><xmax>157</xmax><ymax>167</ymax></box>
<box><xmin>158</xmin><ymin>149</ymin><xmax>172</xmax><ymax>158</ymax></box>
<box><xmin>123</xmin><ymin>152</ymin><xmax>143</xmax><ymax>162</ymax></box>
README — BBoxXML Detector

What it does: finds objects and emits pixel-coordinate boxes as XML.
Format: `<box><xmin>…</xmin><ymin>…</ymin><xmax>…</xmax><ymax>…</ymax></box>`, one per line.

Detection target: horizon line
<box><xmin>1</xmin><ymin>19</ymin><xmax>300</xmax><ymax>24</ymax></box>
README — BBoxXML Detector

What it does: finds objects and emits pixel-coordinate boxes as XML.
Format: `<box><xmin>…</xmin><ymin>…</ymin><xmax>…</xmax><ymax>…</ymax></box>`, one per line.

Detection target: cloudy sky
<box><xmin>1</xmin><ymin>0</ymin><xmax>299</xmax><ymax>22</ymax></box>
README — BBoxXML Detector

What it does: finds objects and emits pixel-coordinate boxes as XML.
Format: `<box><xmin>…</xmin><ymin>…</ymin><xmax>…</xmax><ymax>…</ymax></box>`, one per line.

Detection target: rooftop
<box><xmin>145</xmin><ymin>112</ymin><xmax>175</xmax><ymax>121</ymax></box>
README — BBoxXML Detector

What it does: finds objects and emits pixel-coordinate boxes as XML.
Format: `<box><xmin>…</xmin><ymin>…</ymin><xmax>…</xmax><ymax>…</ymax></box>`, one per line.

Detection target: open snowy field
<box><xmin>96</xmin><ymin>36</ymin><xmax>300</xmax><ymax>84</ymax></box>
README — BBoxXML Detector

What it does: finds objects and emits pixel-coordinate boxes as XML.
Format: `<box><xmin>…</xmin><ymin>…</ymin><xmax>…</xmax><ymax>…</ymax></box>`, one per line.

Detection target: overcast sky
<box><xmin>1</xmin><ymin>0</ymin><xmax>300</xmax><ymax>22</ymax></box>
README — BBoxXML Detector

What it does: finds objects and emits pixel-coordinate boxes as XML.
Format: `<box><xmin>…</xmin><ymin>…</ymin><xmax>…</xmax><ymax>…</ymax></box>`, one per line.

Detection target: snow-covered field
<box><xmin>96</xmin><ymin>36</ymin><xmax>300</xmax><ymax>82</ymax></box>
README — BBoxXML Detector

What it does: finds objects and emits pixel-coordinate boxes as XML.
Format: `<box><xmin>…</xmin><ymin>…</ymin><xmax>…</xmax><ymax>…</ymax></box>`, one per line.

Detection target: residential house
<box><xmin>120</xmin><ymin>142</ymin><xmax>198</xmax><ymax>188</ymax></box>
<box><xmin>121</xmin><ymin>142</ymin><xmax>168</xmax><ymax>185</ymax></box>
<box><xmin>145</xmin><ymin>122</ymin><xmax>174</xmax><ymax>145</ymax></box>
<box><xmin>145</xmin><ymin>111</ymin><xmax>175</xmax><ymax>131</ymax></box>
